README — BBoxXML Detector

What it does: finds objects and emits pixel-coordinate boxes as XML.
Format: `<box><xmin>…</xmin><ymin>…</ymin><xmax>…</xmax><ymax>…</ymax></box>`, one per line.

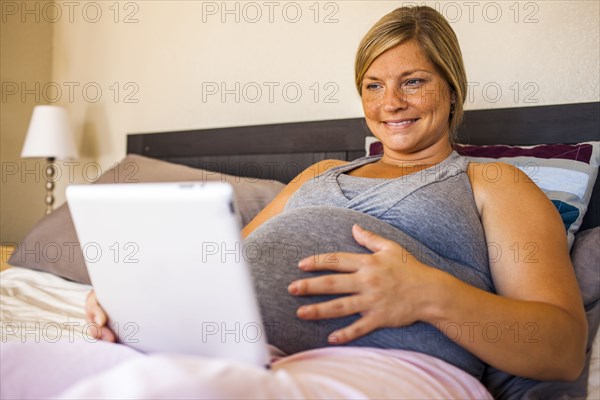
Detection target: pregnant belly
<box><xmin>244</xmin><ymin>206</ymin><xmax>486</xmax><ymax>378</ymax></box>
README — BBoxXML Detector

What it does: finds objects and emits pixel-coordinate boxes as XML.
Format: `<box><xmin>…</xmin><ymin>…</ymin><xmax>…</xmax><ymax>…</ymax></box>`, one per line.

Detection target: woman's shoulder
<box><xmin>467</xmin><ymin>159</ymin><xmax>519</xmax><ymax>178</ymax></box>
<box><xmin>466</xmin><ymin>160</ymin><xmax>534</xmax><ymax>189</ymax></box>
<box><xmin>242</xmin><ymin>158</ymin><xmax>349</xmax><ymax>237</ymax></box>
<box><xmin>466</xmin><ymin>160</ymin><xmax>553</xmax><ymax>216</ymax></box>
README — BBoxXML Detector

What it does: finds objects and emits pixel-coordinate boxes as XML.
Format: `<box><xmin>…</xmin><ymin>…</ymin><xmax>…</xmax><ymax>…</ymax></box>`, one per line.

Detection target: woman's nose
<box><xmin>382</xmin><ymin>87</ymin><xmax>408</xmax><ymax>112</ymax></box>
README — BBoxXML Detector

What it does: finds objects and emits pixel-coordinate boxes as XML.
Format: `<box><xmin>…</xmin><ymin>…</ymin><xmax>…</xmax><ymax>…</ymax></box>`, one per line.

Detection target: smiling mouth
<box><xmin>383</xmin><ymin>119</ymin><xmax>419</xmax><ymax>126</ymax></box>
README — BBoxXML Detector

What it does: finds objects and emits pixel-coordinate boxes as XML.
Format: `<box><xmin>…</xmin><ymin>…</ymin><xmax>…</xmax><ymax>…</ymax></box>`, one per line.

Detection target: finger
<box><xmin>328</xmin><ymin>315</ymin><xmax>379</xmax><ymax>344</ymax></box>
<box><xmin>84</xmin><ymin>291</ymin><xmax>116</xmax><ymax>342</ymax></box>
<box><xmin>85</xmin><ymin>290</ymin><xmax>107</xmax><ymax>326</ymax></box>
<box><xmin>85</xmin><ymin>321</ymin><xmax>104</xmax><ymax>340</ymax></box>
<box><xmin>100</xmin><ymin>326</ymin><xmax>117</xmax><ymax>342</ymax></box>
<box><xmin>288</xmin><ymin>273</ymin><xmax>359</xmax><ymax>296</ymax></box>
<box><xmin>85</xmin><ymin>290</ymin><xmax>97</xmax><ymax>322</ymax></box>
<box><xmin>297</xmin><ymin>295</ymin><xmax>364</xmax><ymax>320</ymax></box>
<box><xmin>85</xmin><ymin>323</ymin><xmax>116</xmax><ymax>342</ymax></box>
<box><xmin>298</xmin><ymin>252</ymin><xmax>364</xmax><ymax>273</ymax></box>
<box><xmin>352</xmin><ymin>224</ymin><xmax>395</xmax><ymax>253</ymax></box>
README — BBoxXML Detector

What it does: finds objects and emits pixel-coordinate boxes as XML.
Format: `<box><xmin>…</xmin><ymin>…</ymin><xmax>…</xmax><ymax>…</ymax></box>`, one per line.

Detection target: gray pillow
<box><xmin>572</xmin><ymin>227</ymin><xmax>600</xmax><ymax>306</ymax></box>
<box><xmin>483</xmin><ymin>227</ymin><xmax>600</xmax><ymax>399</ymax></box>
<box><xmin>8</xmin><ymin>154</ymin><xmax>285</xmax><ymax>284</ymax></box>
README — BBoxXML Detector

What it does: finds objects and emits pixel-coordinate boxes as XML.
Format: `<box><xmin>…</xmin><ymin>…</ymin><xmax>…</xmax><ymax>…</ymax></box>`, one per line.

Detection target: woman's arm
<box><xmin>289</xmin><ymin>162</ymin><xmax>587</xmax><ymax>381</ymax></box>
<box><xmin>440</xmin><ymin>162</ymin><xmax>587</xmax><ymax>379</ymax></box>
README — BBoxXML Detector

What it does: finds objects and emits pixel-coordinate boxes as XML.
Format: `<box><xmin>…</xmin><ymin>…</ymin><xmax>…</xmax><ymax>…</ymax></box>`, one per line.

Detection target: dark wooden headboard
<box><xmin>127</xmin><ymin>118</ymin><xmax>371</xmax><ymax>183</ymax></box>
<box><xmin>128</xmin><ymin>102</ymin><xmax>599</xmax><ymax>229</ymax></box>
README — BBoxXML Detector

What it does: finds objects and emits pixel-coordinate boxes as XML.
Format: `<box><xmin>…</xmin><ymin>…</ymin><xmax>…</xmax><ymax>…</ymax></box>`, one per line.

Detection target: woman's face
<box><xmin>361</xmin><ymin>40</ymin><xmax>452</xmax><ymax>160</ymax></box>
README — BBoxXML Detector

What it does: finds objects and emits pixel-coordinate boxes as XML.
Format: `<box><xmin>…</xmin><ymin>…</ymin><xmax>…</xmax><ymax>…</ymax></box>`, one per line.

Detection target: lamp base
<box><xmin>45</xmin><ymin>157</ymin><xmax>55</xmax><ymax>214</ymax></box>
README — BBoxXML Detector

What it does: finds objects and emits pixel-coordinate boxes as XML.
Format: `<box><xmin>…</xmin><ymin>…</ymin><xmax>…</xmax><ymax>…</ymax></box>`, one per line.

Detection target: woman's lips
<box><xmin>383</xmin><ymin>118</ymin><xmax>419</xmax><ymax>127</ymax></box>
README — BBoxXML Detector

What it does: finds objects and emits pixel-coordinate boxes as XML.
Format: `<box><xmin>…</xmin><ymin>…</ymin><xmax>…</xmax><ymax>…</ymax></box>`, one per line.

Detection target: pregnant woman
<box><xmin>6</xmin><ymin>5</ymin><xmax>586</xmax><ymax>399</ymax></box>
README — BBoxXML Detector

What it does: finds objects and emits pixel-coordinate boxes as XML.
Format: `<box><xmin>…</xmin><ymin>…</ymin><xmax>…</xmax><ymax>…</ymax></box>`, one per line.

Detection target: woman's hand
<box><xmin>85</xmin><ymin>290</ymin><xmax>117</xmax><ymax>342</ymax></box>
<box><xmin>287</xmin><ymin>224</ymin><xmax>441</xmax><ymax>344</ymax></box>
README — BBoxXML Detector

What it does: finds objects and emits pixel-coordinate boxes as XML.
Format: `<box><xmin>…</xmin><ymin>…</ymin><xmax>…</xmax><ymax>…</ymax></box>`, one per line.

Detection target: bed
<box><xmin>1</xmin><ymin>102</ymin><xmax>599</xmax><ymax>399</ymax></box>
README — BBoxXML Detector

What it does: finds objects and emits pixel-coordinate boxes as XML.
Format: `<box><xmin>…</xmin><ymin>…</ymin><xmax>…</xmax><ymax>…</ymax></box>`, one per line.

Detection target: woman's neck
<box><xmin>379</xmin><ymin>141</ymin><xmax>454</xmax><ymax>168</ymax></box>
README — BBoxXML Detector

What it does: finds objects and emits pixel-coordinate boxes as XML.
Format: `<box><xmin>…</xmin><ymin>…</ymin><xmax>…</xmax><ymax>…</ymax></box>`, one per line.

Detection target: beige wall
<box><xmin>2</xmin><ymin>0</ymin><xmax>599</xmax><ymax>243</ymax></box>
<box><xmin>1</xmin><ymin>0</ymin><xmax>53</xmax><ymax>243</ymax></box>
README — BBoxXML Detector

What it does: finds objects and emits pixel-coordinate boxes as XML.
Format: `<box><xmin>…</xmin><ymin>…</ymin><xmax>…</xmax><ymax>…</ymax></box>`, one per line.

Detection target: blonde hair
<box><xmin>355</xmin><ymin>6</ymin><xmax>467</xmax><ymax>138</ymax></box>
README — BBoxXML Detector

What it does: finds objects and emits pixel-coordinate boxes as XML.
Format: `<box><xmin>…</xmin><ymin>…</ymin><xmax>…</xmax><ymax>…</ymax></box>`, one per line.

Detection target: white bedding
<box><xmin>1</xmin><ymin>267</ymin><xmax>599</xmax><ymax>399</ymax></box>
<box><xmin>1</xmin><ymin>267</ymin><xmax>91</xmax><ymax>343</ymax></box>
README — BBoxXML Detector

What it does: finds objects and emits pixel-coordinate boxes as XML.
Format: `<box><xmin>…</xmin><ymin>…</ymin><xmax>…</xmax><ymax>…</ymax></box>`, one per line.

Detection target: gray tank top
<box><xmin>286</xmin><ymin>151</ymin><xmax>493</xmax><ymax>291</ymax></box>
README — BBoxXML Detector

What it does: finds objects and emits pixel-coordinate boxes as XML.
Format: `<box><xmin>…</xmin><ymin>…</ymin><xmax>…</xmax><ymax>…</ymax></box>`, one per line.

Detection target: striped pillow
<box><xmin>365</xmin><ymin>139</ymin><xmax>600</xmax><ymax>248</ymax></box>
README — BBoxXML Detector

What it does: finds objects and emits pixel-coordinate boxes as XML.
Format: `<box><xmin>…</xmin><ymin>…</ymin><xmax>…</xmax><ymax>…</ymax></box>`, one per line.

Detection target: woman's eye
<box><xmin>404</xmin><ymin>78</ymin><xmax>423</xmax><ymax>87</ymax></box>
<box><xmin>365</xmin><ymin>83</ymin><xmax>382</xmax><ymax>91</ymax></box>
<box><xmin>402</xmin><ymin>79</ymin><xmax>425</xmax><ymax>94</ymax></box>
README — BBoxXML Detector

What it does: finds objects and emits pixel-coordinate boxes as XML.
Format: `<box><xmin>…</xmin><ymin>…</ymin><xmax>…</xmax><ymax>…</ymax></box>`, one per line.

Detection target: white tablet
<box><xmin>66</xmin><ymin>182</ymin><xmax>270</xmax><ymax>366</ymax></box>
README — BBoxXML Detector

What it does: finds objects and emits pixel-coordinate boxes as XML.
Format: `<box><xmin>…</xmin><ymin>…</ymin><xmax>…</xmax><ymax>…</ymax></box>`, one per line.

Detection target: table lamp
<box><xmin>21</xmin><ymin>105</ymin><xmax>79</xmax><ymax>214</ymax></box>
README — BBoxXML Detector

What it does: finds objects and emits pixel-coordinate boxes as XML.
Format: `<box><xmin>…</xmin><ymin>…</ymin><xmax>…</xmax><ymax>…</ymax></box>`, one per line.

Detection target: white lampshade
<box><xmin>21</xmin><ymin>105</ymin><xmax>79</xmax><ymax>159</ymax></box>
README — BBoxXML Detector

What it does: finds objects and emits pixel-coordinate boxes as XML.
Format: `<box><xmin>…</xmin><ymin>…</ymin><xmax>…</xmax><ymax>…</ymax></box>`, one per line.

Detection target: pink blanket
<box><xmin>1</xmin><ymin>340</ymin><xmax>491</xmax><ymax>399</ymax></box>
